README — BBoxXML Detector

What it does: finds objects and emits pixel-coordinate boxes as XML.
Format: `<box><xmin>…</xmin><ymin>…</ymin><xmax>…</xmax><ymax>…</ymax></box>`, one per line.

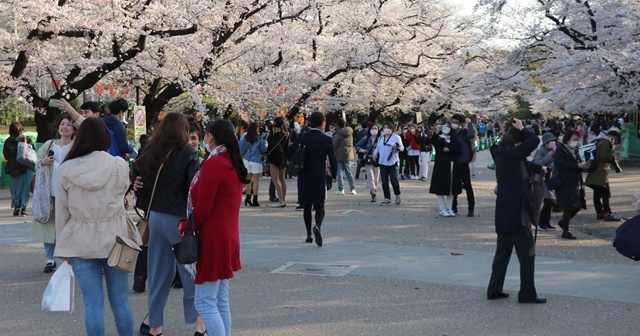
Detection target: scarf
<box><xmin>439</xmin><ymin>134</ymin><xmax>451</xmax><ymax>143</ymax></box>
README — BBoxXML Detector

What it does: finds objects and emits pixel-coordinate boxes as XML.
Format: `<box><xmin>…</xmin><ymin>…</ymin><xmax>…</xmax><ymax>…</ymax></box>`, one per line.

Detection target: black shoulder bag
<box><xmin>173</xmin><ymin>213</ymin><xmax>199</xmax><ymax>264</ymax></box>
<box><xmin>287</xmin><ymin>133</ymin><xmax>305</xmax><ymax>176</ymax></box>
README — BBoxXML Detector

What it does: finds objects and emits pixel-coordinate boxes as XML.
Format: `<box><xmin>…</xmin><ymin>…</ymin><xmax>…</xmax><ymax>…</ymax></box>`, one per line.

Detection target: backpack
<box><xmin>108</xmin><ymin>127</ymin><xmax>122</xmax><ymax>157</ymax></box>
<box><xmin>577</xmin><ymin>139</ymin><xmax>605</xmax><ymax>172</ymax></box>
<box><xmin>478</xmin><ymin>123</ymin><xmax>486</xmax><ymax>134</ymax></box>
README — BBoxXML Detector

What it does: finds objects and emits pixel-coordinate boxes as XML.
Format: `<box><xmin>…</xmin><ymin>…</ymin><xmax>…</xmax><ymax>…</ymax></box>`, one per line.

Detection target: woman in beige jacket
<box><xmin>55</xmin><ymin>118</ymin><xmax>140</xmax><ymax>336</ymax></box>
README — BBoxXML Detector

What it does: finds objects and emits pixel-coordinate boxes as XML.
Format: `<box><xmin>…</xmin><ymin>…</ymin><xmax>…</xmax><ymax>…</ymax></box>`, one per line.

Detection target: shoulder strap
<box><xmin>145</xmin><ymin>152</ymin><xmax>171</xmax><ymax>219</ymax></box>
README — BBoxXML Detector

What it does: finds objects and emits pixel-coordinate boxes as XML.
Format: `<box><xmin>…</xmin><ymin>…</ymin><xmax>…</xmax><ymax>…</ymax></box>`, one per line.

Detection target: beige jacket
<box><xmin>54</xmin><ymin>151</ymin><xmax>140</xmax><ymax>259</ymax></box>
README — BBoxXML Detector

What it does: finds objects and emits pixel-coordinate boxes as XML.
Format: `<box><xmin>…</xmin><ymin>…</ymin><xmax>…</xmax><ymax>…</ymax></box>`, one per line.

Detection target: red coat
<box><xmin>191</xmin><ymin>152</ymin><xmax>243</xmax><ymax>284</ymax></box>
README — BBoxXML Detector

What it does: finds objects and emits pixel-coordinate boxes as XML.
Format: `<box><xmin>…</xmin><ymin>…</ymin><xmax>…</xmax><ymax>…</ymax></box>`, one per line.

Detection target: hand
<box><xmin>41</xmin><ymin>155</ymin><xmax>54</xmax><ymax>165</ymax></box>
<box><xmin>578</xmin><ymin>161</ymin><xmax>591</xmax><ymax>169</ymax></box>
<box><xmin>133</xmin><ymin>176</ymin><xmax>143</xmax><ymax>191</ymax></box>
<box><xmin>57</xmin><ymin>99</ymin><xmax>78</xmax><ymax>116</ymax></box>
<box><xmin>443</xmin><ymin>147</ymin><xmax>450</xmax><ymax>152</ymax></box>
<box><xmin>548</xmin><ymin>150</ymin><xmax>554</xmax><ymax>156</ymax></box>
<box><xmin>511</xmin><ymin>118</ymin><xmax>524</xmax><ymax>131</ymax></box>
<box><xmin>540</xmin><ymin>166</ymin><xmax>548</xmax><ymax>174</ymax></box>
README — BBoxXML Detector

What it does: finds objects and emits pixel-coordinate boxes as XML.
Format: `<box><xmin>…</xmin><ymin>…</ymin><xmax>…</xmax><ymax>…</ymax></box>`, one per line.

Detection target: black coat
<box><xmin>490</xmin><ymin>128</ymin><xmax>542</xmax><ymax>234</ymax></box>
<box><xmin>554</xmin><ymin>143</ymin><xmax>586</xmax><ymax>210</ymax></box>
<box><xmin>3</xmin><ymin>136</ymin><xmax>32</xmax><ymax>178</ymax></box>
<box><xmin>288</xmin><ymin>128</ymin><xmax>337</xmax><ymax>204</ymax></box>
<box><xmin>429</xmin><ymin>134</ymin><xmax>461</xmax><ymax>195</ymax></box>
<box><xmin>267</xmin><ymin>131</ymin><xmax>289</xmax><ymax>167</ymax></box>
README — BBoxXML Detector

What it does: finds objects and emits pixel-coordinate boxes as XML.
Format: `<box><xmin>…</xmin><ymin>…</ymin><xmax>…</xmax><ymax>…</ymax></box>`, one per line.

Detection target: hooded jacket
<box><xmin>103</xmin><ymin>115</ymin><xmax>133</xmax><ymax>159</ymax></box>
<box><xmin>54</xmin><ymin>151</ymin><xmax>140</xmax><ymax>259</ymax></box>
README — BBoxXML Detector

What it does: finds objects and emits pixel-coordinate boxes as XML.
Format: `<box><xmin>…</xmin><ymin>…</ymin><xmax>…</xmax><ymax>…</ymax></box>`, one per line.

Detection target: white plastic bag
<box><xmin>41</xmin><ymin>261</ymin><xmax>75</xmax><ymax>312</ymax></box>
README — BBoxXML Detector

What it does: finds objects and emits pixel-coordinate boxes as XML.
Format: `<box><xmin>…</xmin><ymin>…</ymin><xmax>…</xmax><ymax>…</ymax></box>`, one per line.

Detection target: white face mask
<box><xmin>569</xmin><ymin>141</ymin><xmax>580</xmax><ymax>148</ymax></box>
<box><xmin>441</xmin><ymin>127</ymin><xmax>451</xmax><ymax>134</ymax></box>
<box><xmin>370</xmin><ymin>129</ymin><xmax>378</xmax><ymax>136</ymax></box>
<box><xmin>205</xmin><ymin>142</ymin><xmax>212</xmax><ymax>153</ymax></box>
<box><xmin>383</xmin><ymin>128</ymin><xmax>391</xmax><ymax>135</ymax></box>
<box><xmin>451</xmin><ymin>123</ymin><xmax>459</xmax><ymax>130</ymax></box>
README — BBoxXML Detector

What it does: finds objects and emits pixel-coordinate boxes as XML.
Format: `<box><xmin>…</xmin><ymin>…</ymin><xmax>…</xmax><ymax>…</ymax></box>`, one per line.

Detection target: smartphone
<box><xmin>48</xmin><ymin>99</ymin><xmax>60</xmax><ymax>108</ymax></box>
<box><xmin>48</xmin><ymin>150</ymin><xmax>54</xmax><ymax>157</ymax></box>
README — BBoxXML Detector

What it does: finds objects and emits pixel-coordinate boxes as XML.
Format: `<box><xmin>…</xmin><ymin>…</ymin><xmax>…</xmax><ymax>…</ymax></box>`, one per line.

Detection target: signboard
<box><xmin>133</xmin><ymin>106</ymin><xmax>146</xmax><ymax>141</ymax></box>
<box><xmin>416</xmin><ymin>112</ymin><xmax>422</xmax><ymax>124</ymax></box>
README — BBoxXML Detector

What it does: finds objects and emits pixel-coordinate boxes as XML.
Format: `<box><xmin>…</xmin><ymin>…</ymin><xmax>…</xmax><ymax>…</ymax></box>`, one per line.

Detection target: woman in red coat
<box><xmin>190</xmin><ymin>119</ymin><xmax>249</xmax><ymax>335</ymax></box>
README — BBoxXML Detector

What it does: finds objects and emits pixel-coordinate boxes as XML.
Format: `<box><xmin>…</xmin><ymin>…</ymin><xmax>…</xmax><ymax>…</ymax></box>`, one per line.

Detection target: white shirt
<box><xmin>50</xmin><ymin>142</ymin><xmax>72</xmax><ymax>197</ymax></box>
<box><xmin>373</xmin><ymin>133</ymin><xmax>404</xmax><ymax>166</ymax></box>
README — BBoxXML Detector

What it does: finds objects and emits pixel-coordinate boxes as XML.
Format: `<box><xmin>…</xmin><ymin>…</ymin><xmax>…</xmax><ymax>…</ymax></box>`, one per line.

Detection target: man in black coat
<box><xmin>288</xmin><ymin>112</ymin><xmax>338</xmax><ymax>247</ymax></box>
<box><xmin>450</xmin><ymin>114</ymin><xmax>476</xmax><ymax>217</ymax></box>
<box><xmin>487</xmin><ymin>118</ymin><xmax>548</xmax><ymax>304</ymax></box>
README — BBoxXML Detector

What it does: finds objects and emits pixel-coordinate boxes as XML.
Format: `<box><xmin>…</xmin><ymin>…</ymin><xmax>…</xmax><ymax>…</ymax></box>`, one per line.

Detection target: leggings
<box><xmin>303</xmin><ymin>203</ymin><xmax>325</xmax><ymax>237</ymax></box>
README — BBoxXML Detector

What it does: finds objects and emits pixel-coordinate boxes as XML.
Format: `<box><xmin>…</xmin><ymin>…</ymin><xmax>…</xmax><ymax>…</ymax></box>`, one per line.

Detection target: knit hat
<box><xmin>541</xmin><ymin>132</ymin><xmax>557</xmax><ymax>144</ymax></box>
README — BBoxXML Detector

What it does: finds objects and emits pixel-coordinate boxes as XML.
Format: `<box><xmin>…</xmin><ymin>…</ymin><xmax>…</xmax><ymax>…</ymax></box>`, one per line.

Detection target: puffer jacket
<box><xmin>332</xmin><ymin>127</ymin><xmax>354</xmax><ymax>161</ymax></box>
<box><xmin>54</xmin><ymin>151</ymin><xmax>140</xmax><ymax>259</ymax></box>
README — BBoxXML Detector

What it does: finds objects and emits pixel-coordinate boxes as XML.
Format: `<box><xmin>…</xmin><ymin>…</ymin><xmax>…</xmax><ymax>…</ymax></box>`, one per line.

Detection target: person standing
<box><xmin>3</xmin><ymin>122</ymin><xmax>34</xmax><ymax>216</ymax></box>
<box><xmin>554</xmin><ymin>130</ymin><xmax>590</xmax><ymax>240</ymax></box>
<box><xmin>134</xmin><ymin>113</ymin><xmax>204</xmax><ymax>336</ymax></box>
<box><xmin>55</xmin><ymin>118</ymin><xmax>140</xmax><ymax>335</ymax></box>
<box><xmin>450</xmin><ymin>115</ymin><xmax>476</xmax><ymax>217</ymax></box>
<box><xmin>429</xmin><ymin>122</ymin><xmax>461</xmax><ymax>217</ymax></box>
<box><xmin>32</xmin><ymin>115</ymin><xmax>76</xmax><ymax>273</ymax></box>
<box><xmin>532</xmin><ymin>132</ymin><xmax>558</xmax><ymax>231</ymax></box>
<box><xmin>355</xmin><ymin>124</ymin><xmax>380</xmax><ymax>202</ymax></box>
<box><xmin>266</xmin><ymin>117</ymin><xmax>289</xmax><ymax>207</ymax></box>
<box><xmin>405</xmin><ymin>124</ymin><xmax>421</xmax><ymax>180</ymax></box>
<box><xmin>585</xmin><ymin>131</ymin><xmax>622</xmax><ymax>222</ymax></box>
<box><xmin>191</xmin><ymin>119</ymin><xmax>248</xmax><ymax>335</ymax></box>
<box><xmin>418</xmin><ymin>123</ymin><xmax>432</xmax><ymax>181</ymax></box>
<box><xmin>354</xmin><ymin>123</ymin><xmax>368</xmax><ymax>179</ymax></box>
<box><xmin>239</xmin><ymin>122</ymin><xmax>267</xmax><ymax>206</ymax></box>
<box><xmin>332</xmin><ymin>118</ymin><xmax>356</xmax><ymax>195</ymax></box>
<box><xmin>289</xmin><ymin>112</ymin><xmax>338</xmax><ymax>246</ymax></box>
<box><xmin>104</xmin><ymin>98</ymin><xmax>134</xmax><ymax>159</ymax></box>
<box><xmin>487</xmin><ymin>118</ymin><xmax>547</xmax><ymax>304</ymax></box>
<box><xmin>373</xmin><ymin>122</ymin><xmax>404</xmax><ymax>205</ymax></box>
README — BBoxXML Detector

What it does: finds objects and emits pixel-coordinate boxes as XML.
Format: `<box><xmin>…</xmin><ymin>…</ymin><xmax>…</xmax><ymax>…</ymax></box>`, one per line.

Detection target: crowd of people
<box><xmin>3</xmin><ymin>99</ymin><xmax>640</xmax><ymax>332</ymax></box>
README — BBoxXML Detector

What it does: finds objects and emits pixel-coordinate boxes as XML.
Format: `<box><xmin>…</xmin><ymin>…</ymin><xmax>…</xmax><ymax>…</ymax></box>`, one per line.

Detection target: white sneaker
<box><xmin>439</xmin><ymin>210</ymin><xmax>449</xmax><ymax>217</ymax></box>
<box><xmin>447</xmin><ymin>209</ymin><xmax>456</xmax><ymax>217</ymax></box>
<box><xmin>411</xmin><ymin>175</ymin><xmax>419</xmax><ymax>180</ymax></box>
<box><xmin>351</xmin><ymin>190</ymin><xmax>357</xmax><ymax>195</ymax></box>
<box><xmin>380</xmin><ymin>199</ymin><xmax>391</xmax><ymax>206</ymax></box>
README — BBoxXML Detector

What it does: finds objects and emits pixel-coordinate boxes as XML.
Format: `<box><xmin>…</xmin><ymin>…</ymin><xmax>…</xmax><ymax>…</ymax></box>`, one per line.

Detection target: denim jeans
<box><xmin>44</xmin><ymin>242</ymin><xmax>55</xmax><ymax>262</ymax></box>
<box><xmin>195</xmin><ymin>279</ymin><xmax>231</xmax><ymax>336</ymax></box>
<box><xmin>71</xmin><ymin>257</ymin><xmax>134</xmax><ymax>336</ymax></box>
<box><xmin>336</xmin><ymin>161</ymin><xmax>355</xmax><ymax>192</ymax></box>
<box><xmin>10</xmin><ymin>170</ymin><xmax>32</xmax><ymax>209</ymax></box>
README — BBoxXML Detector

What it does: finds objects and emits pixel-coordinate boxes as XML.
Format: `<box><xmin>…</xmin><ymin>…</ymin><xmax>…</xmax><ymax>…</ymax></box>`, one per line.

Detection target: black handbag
<box><xmin>545</xmin><ymin>163</ymin><xmax>562</xmax><ymax>191</ymax></box>
<box><xmin>325</xmin><ymin>174</ymin><xmax>333</xmax><ymax>190</ymax></box>
<box><xmin>287</xmin><ymin>134</ymin><xmax>305</xmax><ymax>176</ymax></box>
<box><xmin>173</xmin><ymin>213</ymin><xmax>199</xmax><ymax>264</ymax></box>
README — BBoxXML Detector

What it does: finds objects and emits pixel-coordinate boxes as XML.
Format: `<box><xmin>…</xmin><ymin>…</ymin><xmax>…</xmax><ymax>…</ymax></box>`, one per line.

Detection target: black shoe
<box><xmin>244</xmin><ymin>195</ymin><xmax>252</xmax><ymax>206</ymax></box>
<box><xmin>173</xmin><ymin>279</ymin><xmax>183</xmax><ymax>289</ymax></box>
<box><xmin>546</xmin><ymin>224</ymin><xmax>556</xmax><ymax>231</ymax></box>
<box><xmin>596</xmin><ymin>213</ymin><xmax>605</xmax><ymax>220</ymax></box>
<box><xmin>371</xmin><ymin>194</ymin><xmax>377</xmax><ymax>203</ymax></box>
<box><xmin>13</xmin><ymin>208</ymin><xmax>19</xmax><ymax>216</ymax></box>
<box><xmin>295</xmin><ymin>205</ymin><xmax>304</xmax><ymax>211</ymax></box>
<box><xmin>20</xmin><ymin>208</ymin><xmax>27</xmax><ymax>216</ymax></box>
<box><xmin>313</xmin><ymin>226</ymin><xmax>323</xmax><ymax>247</ymax></box>
<box><xmin>561</xmin><ymin>231</ymin><xmax>577</xmax><ymax>240</ymax></box>
<box><xmin>194</xmin><ymin>331</ymin><xmax>207</xmax><ymax>336</ymax></box>
<box><xmin>133</xmin><ymin>276</ymin><xmax>145</xmax><ymax>293</ymax></box>
<box><xmin>452</xmin><ymin>209</ymin><xmax>458</xmax><ymax>214</ymax></box>
<box><xmin>139</xmin><ymin>314</ymin><xmax>150</xmax><ymax>335</ymax></box>
<box><xmin>44</xmin><ymin>261</ymin><xmax>56</xmax><ymax>273</ymax></box>
<box><xmin>467</xmin><ymin>210</ymin><xmax>474</xmax><ymax>217</ymax></box>
<box><xmin>537</xmin><ymin>225</ymin><xmax>548</xmax><ymax>231</ymax></box>
<box><xmin>305</xmin><ymin>236</ymin><xmax>313</xmax><ymax>243</ymax></box>
<box><xmin>518</xmin><ymin>296</ymin><xmax>547</xmax><ymax>304</ymax></box>
<box><xmin>250</xmin><ymin>195</ymin><xmax>260</xmax><ymax>207</ymax></box>
<box><xmin>487</xmin><ymin>292</ymin><xmax>509</xmax><ymax>300</ymax></box>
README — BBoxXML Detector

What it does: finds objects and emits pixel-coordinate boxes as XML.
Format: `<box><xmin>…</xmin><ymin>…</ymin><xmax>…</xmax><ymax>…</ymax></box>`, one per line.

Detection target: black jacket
<box><xmin>136</xmin><ymin>146</ymin><xmax>199</xmax><ymax>217</ymax></box>
<box><xmin>3</xmin><ymin>136</ymin><xmax>33</xmax><ymax>177</ymax></box>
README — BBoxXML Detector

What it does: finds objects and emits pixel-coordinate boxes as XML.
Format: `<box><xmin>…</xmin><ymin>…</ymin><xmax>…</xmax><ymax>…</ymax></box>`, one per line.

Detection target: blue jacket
<box><xmin>103</xmin><ymin>115</ymin><xmax>133</xmax><ymax>159</ymax></box>
<box><xmin>239</xmin><ymin>135</ymin><xmax>267</xmax><ymax>163</ymax></box>
<box><xmin>452</xmin><ymin>122</ymin><xmax>475</xmax><ymax>164</ymax></box>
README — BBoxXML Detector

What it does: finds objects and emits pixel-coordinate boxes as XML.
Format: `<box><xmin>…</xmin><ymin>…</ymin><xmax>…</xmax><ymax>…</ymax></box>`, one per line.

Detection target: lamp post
<box><xmin>131</xmin><ymin>75</ymin><xmax>144</xmax><ymax>106</ymax></box>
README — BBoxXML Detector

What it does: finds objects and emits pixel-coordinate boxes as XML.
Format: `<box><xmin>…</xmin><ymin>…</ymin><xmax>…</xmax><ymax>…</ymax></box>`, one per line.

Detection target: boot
<box><xmin>244</xmin><ymin>195</ymin><xmax>252</xmax><ymax>206</ymax></box>
<box><xmin>251</xmin><ymin>195</ymin><xmax>260</xmax><ymax>207</ymax></box>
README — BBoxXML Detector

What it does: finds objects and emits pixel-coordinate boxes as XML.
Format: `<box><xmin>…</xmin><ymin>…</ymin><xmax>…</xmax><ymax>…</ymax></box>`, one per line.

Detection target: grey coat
<box><xmin>532</xmin><ymin>145</ymin><xmax>555</xmax><ymax>200</ymax></box>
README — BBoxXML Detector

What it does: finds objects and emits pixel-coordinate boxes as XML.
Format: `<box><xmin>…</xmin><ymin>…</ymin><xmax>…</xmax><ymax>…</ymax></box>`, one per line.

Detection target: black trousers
<box><xmin>407</xmin><ymin>155</ymin><xmax>419</xmax><ymax>176</ymax></box>
<box><xmin>379</xmin><ymin>164</ymin><xmax>401</xmax><ymax>199</ymax></box>
<box><xmin>591</xmin><ymin>185</ymin><xmax>611</xmax><ymax>214</ymax></box>
<box><xmin>487</xmin><ymin>227</ymin><xmax>537</xmax><ymax>300</ymax></box>
<box><xmin>559</xmin><ymin>209</ymin><xmax>580</xmax><ymax>232</ymax></box>
<box><xmin>303</xmin><ymin>203</ymin><xmax>325</xmax><ymax>237</ymax></box>
<box><xmin>452</xmin><ymin>163</ymin><xmax>475</xmax><ymax>212</ymax></box>
<box><xmin>538</xmin><ymin>199</ymin><xmax>554</xmax><ymax>227</ymax></box>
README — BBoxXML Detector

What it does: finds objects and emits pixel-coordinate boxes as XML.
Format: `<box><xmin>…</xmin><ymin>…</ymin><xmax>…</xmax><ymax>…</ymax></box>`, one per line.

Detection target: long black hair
<box><xmin>207</xmin><ymin>119</ymin><xmax>250</xmax><ymax>184</ymax></box>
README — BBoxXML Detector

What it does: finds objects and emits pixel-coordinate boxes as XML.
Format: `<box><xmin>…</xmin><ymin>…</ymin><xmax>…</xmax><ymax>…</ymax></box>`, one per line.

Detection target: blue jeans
<box><xmin>195</xmin><ymin>280</ymin><xmax>231</xmax><ymax>336</ymax></box>
<box><xmin>44</xmin><ymin>242</ymin><xmax>55</xmax><ymax>262</ymax></box>
<box><xmin>10</xmin><ymin>171</ymin><xmax>33</xmax><ymax>209</ymax></box>
<box><xmin>71</xmin><ymin>258</ymin><xmax>134</xmax><ymax>336</ymax></box>
<box><xmin>336</xmin><ymin>161</ymin><xmax>355</xmax><ymax>192</ymax></box>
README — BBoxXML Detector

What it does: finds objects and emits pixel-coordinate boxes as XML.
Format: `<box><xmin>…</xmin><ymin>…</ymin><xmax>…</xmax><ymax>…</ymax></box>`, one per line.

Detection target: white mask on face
<box><xmin>569</xmin><ymin>141</ymin><xmax>580</xmax><ymax>148</ymax></box>
<box><xmin>451</xmin><ymin>123</ymin><xmax>459</xmax><ymax>130</ymax></box>
<box><xmin>370</xmin><ymin>129</ymin><xmax>378</xmax><ymax>136</ymax></box>
<box><xmin>205</xmin><ymin>142</ymin><xmax>212</xmax><ymax>152</ymax></box>
<box><xmin>383</xmin><ymin>128</ymin><xmax>391</xmax><ymax>135</ymax></box>
<box><xmin>441</xmin><ymin>126</ymin><xmax>451</xmax><ymax>134</ymax></box>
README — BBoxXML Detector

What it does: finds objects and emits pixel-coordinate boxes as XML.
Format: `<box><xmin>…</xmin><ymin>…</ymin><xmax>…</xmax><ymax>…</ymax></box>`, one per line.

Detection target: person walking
<box><xmin>55</xmin><ymin>118</ymin><xmax>140</xmax><ymax>335</ymax></box>
<box><xmin>585</xmin><ymin>130</ymin><xmax>622</xmax><ymax>221</ymax></box>
<box><xmin>373</xmin><ymin>122</ymin><xmax>404</xmax><ymax>205</ymax></box>
<box><xmin>289</xmin><ymin>112</ymin><xmax>338</xmax><ymax>246</ymax></box>
<box><xmin>32</xmin><ymin>115</ymin><xmax>76</xmax><ymax>273</ymax></box>
<box><xmin>355</xmin><ymin>124</ymin><xmax>380</xmax><ymax>202</ymax></box>
<box><xmin>266</xmin><ymin>117</ymin><xmax>289</xmax><ymax>207</ymax></box>
<box><xmin>332</xmin><ymin>119</ymin><xmax>356</xmax><ymax>195</ymax></box>
<box><xmin>487</xmin><ymin>118</ymin><xmax>547</xmax><ymax>304</ymax></box>
<box><xmin>3</xmin><ymin>121</ymin><xmax>34</xmax><ymax>216</ymax></box>
<box><xmin>405</xmin><ymin>124</ymin><xmax>421</xmax><ymax>180</ymax></box>
<box><xmin>239</xmin><ymin>122</ymin><xmax>267</xmax><ymax>206</ymax></box>
<box><xmin>429</xmin><ymin>122</ymin><xmax>461</xmax><ymax>217</ymax></box>
<box><xmin>191</xmin><ymin>119</ymin><xmax>248</xmax><ymax>336</ymax></box>
<box><xmin>134</xmin><ymin>113</ymin><xmax>204</xmax><ymax>336</ymax></box>
<box><xmin>451</xmin><ymin>115</ymin><xmax>476</xmax><ymax>217</ymax></box>
<box><xmin>532</xmin><ymin>132</ymin><xmax>558</xmax><ymax>231</ymax></box>
<box><xmin>554</xmin><ymin>129</ymin><xmax>590</xmax><ymax>240</ymax></box>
